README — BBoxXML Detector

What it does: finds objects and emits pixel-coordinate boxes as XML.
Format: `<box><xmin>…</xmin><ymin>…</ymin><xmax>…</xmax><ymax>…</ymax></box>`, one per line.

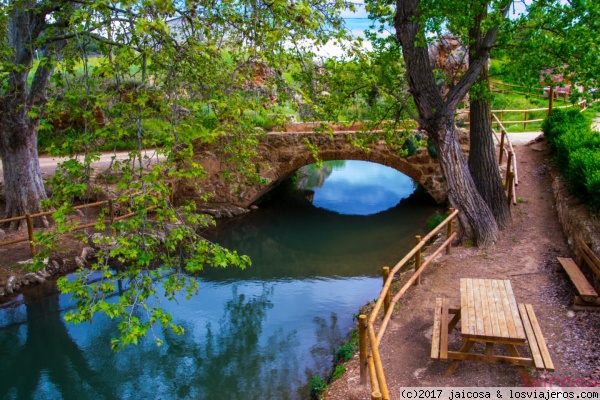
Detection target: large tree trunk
<box><xmin>468</xmin><ymin>8</ymin><xmax>510</xmax><ymax>229</ymax></box>
<box><xmin>429</xmin><ymin>116</ymin><xmax>500</xmax><ymax>245</ymax></box>
<box><xmin>394</xmin><ymin>0</ymin><xmax>501</xmax><ymax>246</ymax></box>
<box><xmin>0</xmin><ymin>121</ymin><xmax>48</xmax><ymax>229</ymax></box>
<box><xmin>468</xmin><ymin>69</ymin><xmax>511</xmax><ymax>228</ymax></box>
<box><xmin>0</xmin><ymin>2</ymin><xmax>60</xmax><ymax>229</ymax></box>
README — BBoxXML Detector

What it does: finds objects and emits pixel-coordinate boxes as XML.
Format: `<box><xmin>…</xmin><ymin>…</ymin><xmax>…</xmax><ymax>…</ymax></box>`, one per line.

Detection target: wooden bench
<box><xmin>430</xmin><ymin>298</ymin><xmax>460</xmax><ymax>360</ymax></box>
<box><xmin>517</xmin><ymin>303</ymin><xmax>554</xmax><ymax>371</ymax></box>
<box><xmin>557</xmin><ymin>239</ymin><xmax>600</xmax><ymax>311</ymax></box>
<box><xmin>431</xmin><ymin>297</ymin><xmax>554</xmax><ymax>373</ymax></box>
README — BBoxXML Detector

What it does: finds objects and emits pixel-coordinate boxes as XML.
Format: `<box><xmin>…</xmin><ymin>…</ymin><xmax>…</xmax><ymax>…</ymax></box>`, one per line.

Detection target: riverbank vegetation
<box><xmin>1</xmin><ymin>0</ymin><xmax>599</xmax><ymax>353</ymax></box>
<box><xmin>542</xmin><ymin>104</ymin><xmax>600</xmax><ymax>211</ymax></box>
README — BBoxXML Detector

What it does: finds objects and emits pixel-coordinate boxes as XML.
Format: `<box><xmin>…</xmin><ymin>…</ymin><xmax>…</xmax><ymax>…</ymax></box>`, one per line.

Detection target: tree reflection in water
<box><xmin>0</xmin><ymin>281</ymin><xmax>305</xmax><ymax>399</ymax></box>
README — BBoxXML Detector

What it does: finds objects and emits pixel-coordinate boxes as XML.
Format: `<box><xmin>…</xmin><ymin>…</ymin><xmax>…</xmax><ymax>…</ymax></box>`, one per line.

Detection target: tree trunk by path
<box><xmin>394</xmin><ymin>0</ymin><xmax>502</xmax><ymax>246</ymax></box>
<box><xmin>467</xmin><ymin>7</ymin><xmax>510</xmax><ymax>229</ymax></box>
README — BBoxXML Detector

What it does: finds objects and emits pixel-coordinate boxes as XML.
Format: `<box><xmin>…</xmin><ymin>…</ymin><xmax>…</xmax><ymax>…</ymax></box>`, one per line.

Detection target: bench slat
<box><xmin>525</xmin><ymin>304</ymin><xmax>554</xmax><ymax>371</ymax></box>
<box><xmin>557</xmin><ymin>257</ymin><xmax>598</xmax><ymax>302</ymax></box>
<box><xmin>431</xmin><ymin>298</ymin><xmax>442</xmax><ymax>359</ymax></box>
<box><xmin>441</xmin><ymin>299</ymin><xmax>449</xmax><ymax>360</ymax></box>
<box><xmin>578</xmin><ymin>239</ymin><xmax>600</xmax><ymax>277</ymax></box>
<box><xmin>518</xmin><ymin>304</ymin><xmax>544</xmax><ymax>369</ymax></box>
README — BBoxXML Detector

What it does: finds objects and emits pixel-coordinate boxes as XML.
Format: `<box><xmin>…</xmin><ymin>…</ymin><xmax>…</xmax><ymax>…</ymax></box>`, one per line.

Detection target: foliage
<box><xmin>541</xmin><ymin>109</ymin><xmax>600</xmax><ymax>211</ymax></box>
<box><xmin>331</xmin><ymin>365</ymin><xmax>346</xmax><ymax>381</ymax></box>
<box><xmin>1</xmin><ymin>0</ymin><xmax>353</xmax><ymax>349</ymax></box>
<box><xmin>333</xmin><ymin>341</ymin><xmax>356</xmax><ymax>364</ymax></box>
<box><xmin>309</xmin><ymin>374</ymin><xmax>327</xmax><ymax>399</ymax></box>
<box><xmin>498</xmin><ymin>0</ymin><xmax>600</xmax><ymax>99</ymax></box>
<box><xmin>427</xmin><ymin>211</ymin><xmax>446</xmax><ymax>230</ymax></box>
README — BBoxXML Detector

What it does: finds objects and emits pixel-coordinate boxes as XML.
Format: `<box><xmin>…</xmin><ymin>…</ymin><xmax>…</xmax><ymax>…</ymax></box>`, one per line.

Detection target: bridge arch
<box><xmin>179</xmin><ymin>130</ymin><xmax>457</xmax><ymax>208</ymax></box>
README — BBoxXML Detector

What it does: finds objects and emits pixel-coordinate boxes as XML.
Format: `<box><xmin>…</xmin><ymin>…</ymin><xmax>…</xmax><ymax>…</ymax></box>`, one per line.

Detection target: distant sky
<box><xmin>314</xmin><ymin>0</ymin><xmax>529</xmax><ymax>57</ymax></box>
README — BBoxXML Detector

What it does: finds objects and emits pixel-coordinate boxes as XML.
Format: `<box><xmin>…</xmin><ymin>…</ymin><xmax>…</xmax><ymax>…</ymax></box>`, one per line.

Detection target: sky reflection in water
<box><xmin>309</xmin><ymin>161</ymin><xmax>416</xmax><ymax>215</ymax></box>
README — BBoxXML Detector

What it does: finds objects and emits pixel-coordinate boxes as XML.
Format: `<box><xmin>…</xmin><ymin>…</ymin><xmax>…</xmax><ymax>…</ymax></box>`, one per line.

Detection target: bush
<box><xmin>542</xmin><ymin>108</ymin><xmax>600</xmax><ymax>212</ymax></box>
<box><xmin>541</xmin><ymin>108</ymin><xmax>590</xmax><ymax>151</ymax></box>
<box><xmin>554</xmin><ymin>126</ymin><xmax>600</xmax><ymax>172</ymax></box>
<box><xmin>309</xmin><ymin>375</ymin><xmax>326</xmax><ymax>399</ymax></box>
<box><xmin>427</xmin><ymin>211</ymin><xmax>446</xmax><ymax>230</ymax></box>
<box><xmin>585</xmin><ymin>169</ymin><xmax>600</xmax><ymax>212</ymax></box>
<box><xmin>334</xmin><ymin>342</ymin><xmax>355</xmax><ymax>364</ymax></box>
<box><xmin>402</xmin><ymin>137</ymin><xmax>417</xmax><ymax>156</ymax></box>
<box><xmin>566</xmin><ymin>148</ymin><xmax>600</xmax><ymax>198</ymax></box>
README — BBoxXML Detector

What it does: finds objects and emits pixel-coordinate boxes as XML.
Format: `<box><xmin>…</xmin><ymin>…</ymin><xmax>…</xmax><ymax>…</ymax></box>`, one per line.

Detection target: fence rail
<box><xmin>0</xmin><ymin>185</ymin><xmax>174</xmax><ymax>259</ymax></box>
<box><xmin>358</xmin><ymin>209</ymin><xmax>459</xmax><ymax>400</ymax></box>
<box><xmin>491</xmin><ymin>114</ymin><xmax>518</xmax><ymax>206</ymax></box>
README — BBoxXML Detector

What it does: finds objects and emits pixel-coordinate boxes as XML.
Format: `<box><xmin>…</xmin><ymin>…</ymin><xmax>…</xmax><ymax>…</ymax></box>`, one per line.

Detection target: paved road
<box><xmin>505</xmin><ymin>131</ymin><xmax>544</xmax><ymax>146</ymax></box>
<box><xmin>0</xmin><ymin>149</ymin><xmax>165</xmax><ymax>183</ymax></box>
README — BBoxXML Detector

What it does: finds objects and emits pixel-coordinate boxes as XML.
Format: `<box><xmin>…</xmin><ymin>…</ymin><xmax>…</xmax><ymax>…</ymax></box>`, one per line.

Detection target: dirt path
<box><xmin>326</xmin><ymin>140</ymin><xmax>600</xmax><ymax>399</ymax></box>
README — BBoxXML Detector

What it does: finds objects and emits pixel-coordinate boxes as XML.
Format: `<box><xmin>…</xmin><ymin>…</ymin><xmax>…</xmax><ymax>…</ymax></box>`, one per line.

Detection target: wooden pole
<box><xmin>26</xmin><ymin>214</ymin><xmax>36</xmax><ymax>257</ymax></box>
<box><xmin>414</xmin><ymin>236</ymin><xmax>421</xmax><ymax>285</ymax></box>
<box><xmin>372</xmin><ymin>392</ymin><xmax>383</xmax><ymax>400</ymax></box>
<box><xmin>383</xmin><ymin>267</ymin><xmax>391</xmax><ymax>312</ymax></box>
<box><xmin>109</xmin><ymin>199</ymin><xmax>116</xmax><ymax>236</ymax></box>
<box><xmin>507</xmin><ymin>172</ymin><xmax>515</xmax><ymax>207</ymax></box>
<box><xmin>359</xmin><ymin>315</ymin><xmax>368</xmax><ymax>385</ymax></box>
<box><xmin>548</xmin><ymin>86</ymin><xmax>554</xmax><ymax>116</ymax></box>
<box><xmin>524</xmin><ymin>111</ymin><xmax>528</xmax><ymax>129</ymax></box>
<box><xmin>499</xmin><ymin>129</ymin><xmax>506</xmax><ymax>164</ymax></box>
<box><xmin>446</xmin><ymin>208</ymin><xmax>454</xmax><ymax>255</ymax></box>
<box><xmin>506</xmin><ymin>151</ymin><xmax>513</xmax><ymax>189</ymax></box>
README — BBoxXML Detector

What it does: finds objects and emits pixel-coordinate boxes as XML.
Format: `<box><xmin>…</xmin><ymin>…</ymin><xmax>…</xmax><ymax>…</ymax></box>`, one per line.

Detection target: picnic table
<box><xmin>431</xmin><ymin>278</ymin><xmax>554</xmax><ymax>376</ymax></box>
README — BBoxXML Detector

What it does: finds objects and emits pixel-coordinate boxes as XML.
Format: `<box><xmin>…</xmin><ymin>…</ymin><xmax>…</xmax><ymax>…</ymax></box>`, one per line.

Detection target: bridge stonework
<box><xmin>178</xmin><ymin>129</ymin><xmax>469</xmax><ymax>208</ymax></box>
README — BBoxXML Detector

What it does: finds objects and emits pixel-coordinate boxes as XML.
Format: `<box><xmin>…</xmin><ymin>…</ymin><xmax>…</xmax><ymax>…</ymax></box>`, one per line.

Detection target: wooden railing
<box><xmin>462</xmin><ymin>99</ymin><xmax>588</xmax><ymax>130</ymax></box>
<box><xmin>492</xmin><ymin>114</ymin><xmax>518</xmax><ymax>207</ymax></box>
<box><xmin>490</xmin><ymin>80</ymin><xmax>546</xmax><ymax>99</ymax></box>
<box><xmin>0</xmin><ymin>186</ymin><xmax>174</xmax><ymax>258</ymax></box>
<box><xmin>357</xmin><ymin>209</ymin><xmax>459</xmax><ymax>400</ymax></box>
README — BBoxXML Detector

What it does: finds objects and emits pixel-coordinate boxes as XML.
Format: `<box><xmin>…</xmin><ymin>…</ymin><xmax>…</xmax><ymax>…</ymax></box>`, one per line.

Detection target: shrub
<box><xmin>334</xmin><ymin>342</ymin><xmax>355</xmax><ymax>364</ymax></box>
<box><xmin>427</xmin><ymin>211</ymin><xmax>446</xmax><ymax>230</ymax></box>
<box><xmin>566</xmin><ymin>148</ymin><xmax>600</xmax><ymax>198</ymax></box>
<box><xmin>309</xmin><ymin>375</ymin><xmax>326</xmax><ymax>399</ymax></box>
<box><xmin>542</xmin><ymin>108</ymin><xmax>590</xmax><ymax>151</ymax></box>
<box><xmin>402</xmin><ymin>137</ymin><xmax>417</xmax><ymax>156</ymax></box>
<box><xmin>554</xmin><ymin>127</ymin><xmax>600</xmax><ymax>172</ymax></box>
<box><xmin>585</xmin><ymin>169</ymin><xmax>600</xmax><ymax>212</ymax></box>
<box><xmin>427</xmin><ymin>137</ymin><xmax>437</xmax><ymax>158</ymax></box>
<box><xmin>331</xmin><ymin>365</ymin><xmax>346</xmax><ymax>381</ymax></box>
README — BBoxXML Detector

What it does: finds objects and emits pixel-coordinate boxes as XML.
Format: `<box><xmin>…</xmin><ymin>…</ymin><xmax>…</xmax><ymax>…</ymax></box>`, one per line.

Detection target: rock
<box><xmin>25</xmin><ymin>273</ymin><xmax>45</xmax><ymax>284</ymax></box>
<box><xmin>249</xmin><ymin>205</ymin><xmax>259</xmax><ymax>210</ymax></box>
<box><xmin>0</xmin><ymin>228</ymin><xmax>5</xmax><ymax>241</ymax></box>
<box><xmin>81</xmin><ymin>246</ymin><xmax>96</xmax><ymax>260</ymax></box>
<box><xmin>74</xmin><ymin>256</ymin><xmax>85</xmax><ymax>268</ymax></box>
<box><xmin>74</xmin><ymin>209</ymin><xmax>84</xmax><ymax>217</ymax></box>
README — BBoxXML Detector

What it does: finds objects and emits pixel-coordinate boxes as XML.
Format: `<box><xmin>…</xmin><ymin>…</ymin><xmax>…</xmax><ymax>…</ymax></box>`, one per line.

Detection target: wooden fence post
<box><xmin>548</xmin><ymin>86</ymin><xmax>554</xmax><ymax>115</ymax></box>
<box><xmin>372</xmin><ymin>392</ymin><xmax>383</xmax><ymax>400</ymax></box>
<box><xmin>505</xmin><ymin>151</ymin><xmax>513</xmax><ymax>189</ymax></box>
<box><xmin>446</xmin><ymin>208</ymin><xmax>454</xmax><ymax>255</ymax></box>
<box><xmin>507</xmin><ymin>172</ymin><xmax>515</xmax><ymax>207</ymax></box>
<box><xmin>359</xmin><ymin>315</ymin><xmax>368</xmax><ymax>385</ymax></box>
<box><xmin>383</xmin><ymin>267</ymin><xmax>391</xmax><ymax>312</ymax></box>
<box><xmin>108</xmin><ymin>199</ymin><xmax>116</xmax><ymax>236</ymax></box>
<box><xmin>524</xmin><ymin>111</ymin><xmax>528</xmax><ymax>129</ymax></box>
<box><xmin>414</xmin><ymin>236</ymin><xmax>421</xmax><ymax>285</ymax></box>
<box><xmin>499</xmin><ymin>129</ymin><xmax>506</xmax><ymax>164</ymax></box>
<box><xmin>26</xmin><ymin>214</ymin><xmax>36</xmax><ymax>257</ymax></box>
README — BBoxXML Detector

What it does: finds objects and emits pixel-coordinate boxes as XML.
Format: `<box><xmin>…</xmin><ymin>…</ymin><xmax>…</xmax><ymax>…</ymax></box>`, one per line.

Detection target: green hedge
<box><xmin>542</xmin><ymin>108</ymin><xmax>600</xmax><ymax>211</ymax></box>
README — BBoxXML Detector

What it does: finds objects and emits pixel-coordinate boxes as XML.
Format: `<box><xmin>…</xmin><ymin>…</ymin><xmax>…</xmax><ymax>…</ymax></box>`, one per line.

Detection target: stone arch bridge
<box><xmin>177</xmin><ymin>125</ymin><xmax>469</xmax><ymax>209</ymax></box>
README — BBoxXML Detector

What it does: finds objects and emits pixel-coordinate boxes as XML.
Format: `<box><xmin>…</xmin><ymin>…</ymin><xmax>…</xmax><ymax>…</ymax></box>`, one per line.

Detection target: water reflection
<box><xmin>0</xmin><ymin>160</ymin><xmax>441</xmax><ymax>399</ymax></box>
<box><xmin>298</xmin><ymin>160</ymin><xmax>416</xmax><ymax>216</ymax></box>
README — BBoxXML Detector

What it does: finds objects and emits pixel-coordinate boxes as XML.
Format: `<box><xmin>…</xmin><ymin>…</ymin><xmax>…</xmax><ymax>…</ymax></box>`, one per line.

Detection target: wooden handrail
<box><xmin>0</xmin><ymin>185</ymin><xmax>174</xmax><ymax>258</ymax></box>
<box><xmin>360</xmin><ymin>209</ymin><xmax>459</xmax><ymax>400</ymax></box>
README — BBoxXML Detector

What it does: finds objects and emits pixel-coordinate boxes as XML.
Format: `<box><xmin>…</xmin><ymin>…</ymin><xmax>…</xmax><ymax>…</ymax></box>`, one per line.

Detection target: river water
<box><xmin>0</xmin><ymin>161</ymin><xmax>440</xmax><ymax>399</ymax></box>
